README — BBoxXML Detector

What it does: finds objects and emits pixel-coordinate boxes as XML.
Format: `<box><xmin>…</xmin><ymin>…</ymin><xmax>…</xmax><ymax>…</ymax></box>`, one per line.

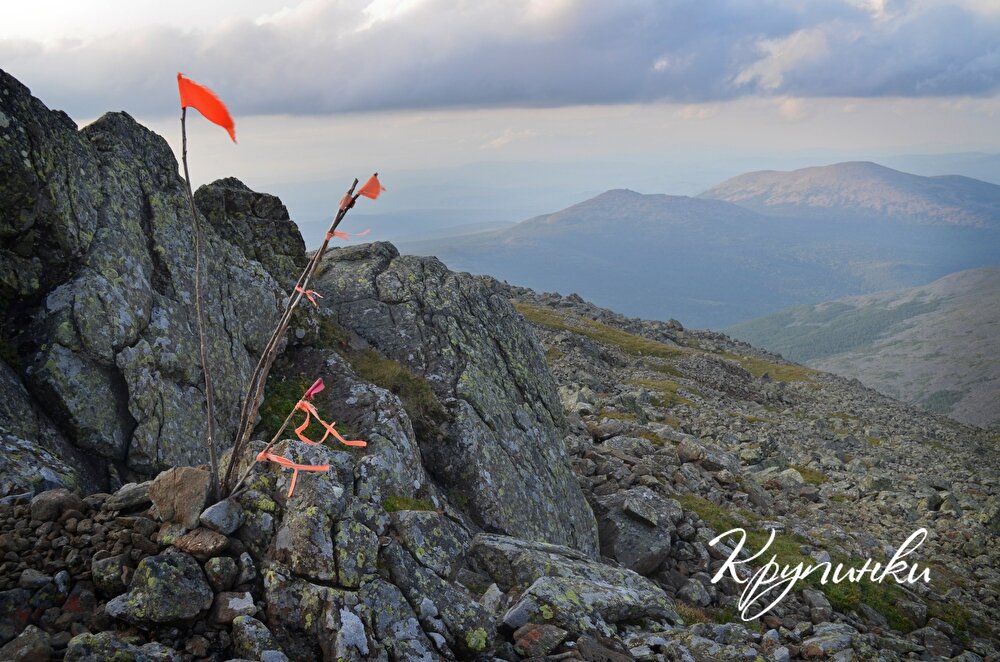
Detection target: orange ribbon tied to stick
<box><xmin>329</xmin><ymin>229</ymin><xmax>371</xmax><ymax>242</ymax></box>
<box><xmin>294</xmin><ymin>286</ymin><xmax>323</xmax><ymax>307</ymax></box>
<box><xmin>294</xmin><ymin>400</ymin><xmax>368</xmax><ymax>448</ymax></box>
<box><xmin>256</xmin><ymin>450</ymin><xmax>330</xmax><ymax>497</ymax></box>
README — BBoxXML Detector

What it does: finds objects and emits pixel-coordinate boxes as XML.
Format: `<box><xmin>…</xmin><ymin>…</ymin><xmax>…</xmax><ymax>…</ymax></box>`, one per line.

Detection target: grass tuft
<box><xmin>790</xmin><ymin>464</ymin><xmax>828</xmax><ymax>485</ymax></box>
<box><xmin>629</xmin><ymin>378</ymin><xmax>698</xmax><ymax>408</ymax></box>
<box><xmin>383</xmin><ymin>494</ymin><xmax>436</xmax><ymax>513</ymax></box>
<box><xmin>514</xmin><ymin>303</ymin><xmax>686</xmax><ymax>360</ymax></box>
<box><xmin>348</xmin><ymin>349</ymin><xmax>447</xmax><ymax>437</ymax></box>
<box><xmin>723</xmin><ymin>352</ymin><xmax>815</xmax><ymax>382</ymax></box>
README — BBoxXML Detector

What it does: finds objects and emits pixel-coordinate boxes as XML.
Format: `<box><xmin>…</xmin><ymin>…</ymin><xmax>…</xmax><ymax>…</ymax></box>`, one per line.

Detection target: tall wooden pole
<box><xmin>181</xmin><ymin>107</ymin><xmax>220</xmax><ymax>499</ymax></box>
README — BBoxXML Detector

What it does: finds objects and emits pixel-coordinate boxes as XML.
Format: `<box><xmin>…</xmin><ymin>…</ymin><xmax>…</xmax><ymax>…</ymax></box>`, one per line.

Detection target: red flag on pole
<box><xmin>358</xmin><ymin>174</ymin><xmax>385</xmax><ymax>200</ymax></box>
<box><xmin>177</xmin><ymin>73</ymin><xmax>236</xmax><ymax>142</ymax></box>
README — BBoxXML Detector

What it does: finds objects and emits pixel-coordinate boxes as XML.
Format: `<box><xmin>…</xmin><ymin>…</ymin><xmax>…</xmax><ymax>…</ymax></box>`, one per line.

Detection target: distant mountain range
<box><xmin>701</xmin><ymin>161</ymin><xmax>1000</xmax><ymax>229</ymax></box>
<box><xmin>726</xmin><ymin>267</ymin><xmax>1000</xmax><ymax>429</ymax></box>
<box><xmin>399</xmin><ymin>162</ymin><xmax>1000</xmax><ymax>328</ymax></box>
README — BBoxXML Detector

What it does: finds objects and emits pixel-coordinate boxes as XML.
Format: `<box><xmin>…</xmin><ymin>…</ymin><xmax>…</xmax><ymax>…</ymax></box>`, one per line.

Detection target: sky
<box><xmin>4</xmin><ymin>0</ymin><xmax>1000</xmax><ymax>230</ymax></box>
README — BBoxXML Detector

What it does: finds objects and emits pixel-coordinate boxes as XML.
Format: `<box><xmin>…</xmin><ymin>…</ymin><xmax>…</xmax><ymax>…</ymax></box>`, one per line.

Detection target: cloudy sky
<box><xmin>4</xmin><ymin>0</ymin><xmax>1000</xmax><ymax>228</ymax></box>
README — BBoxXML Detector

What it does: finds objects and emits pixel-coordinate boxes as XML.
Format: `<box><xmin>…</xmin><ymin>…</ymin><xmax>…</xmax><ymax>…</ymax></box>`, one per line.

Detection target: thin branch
<box><xmin>222</xmin><ymin>178</ymin><xmax>361</xmax><ymax>494</ymax></box>
<box><xmin>181</xmin><ymin>108</ymin><xmax>220</xmax><ymax>499</ymax></box>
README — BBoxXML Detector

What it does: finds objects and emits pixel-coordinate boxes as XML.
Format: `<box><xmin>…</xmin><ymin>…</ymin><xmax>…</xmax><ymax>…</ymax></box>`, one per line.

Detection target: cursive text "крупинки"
<box><xmin>709</xmin><ymin>527</ymin><xmax>932</xmax><ymax>621</ymax></box>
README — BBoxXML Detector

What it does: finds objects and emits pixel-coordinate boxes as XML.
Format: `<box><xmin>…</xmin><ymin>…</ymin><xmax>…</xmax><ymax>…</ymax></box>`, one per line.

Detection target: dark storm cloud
<box><xmin>1</xmin><ymin>0</ymin><xmax>998</xmax><ymax>119</ymax></box>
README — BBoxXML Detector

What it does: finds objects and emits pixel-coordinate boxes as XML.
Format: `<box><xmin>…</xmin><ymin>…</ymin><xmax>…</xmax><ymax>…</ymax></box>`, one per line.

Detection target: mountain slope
<box><xmin>726</xmin><ymin>267</ymin><xmax>1000</xmax><ymax>428</ymax></box>
<box><xmin>400</xmin><ymin>185</ymin><xmax>1000</xmax><ymax>328</ymax></box>
<box><xmin>701</xmin><ymin>161</ymin><xmax>1000</xmax><ymax>228</ymax></box>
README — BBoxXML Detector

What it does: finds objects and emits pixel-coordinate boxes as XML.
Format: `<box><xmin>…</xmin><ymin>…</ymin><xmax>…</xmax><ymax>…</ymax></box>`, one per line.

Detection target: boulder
<box><xmin>29</xmin><ymin>488</ymin><xmax>84</xmax><ymax>522</ymax></box>
<box><xmin>591</xmin><ymin>487</ymin><xmax>683</xmax><ymax>574</ymax></box>
<box><xmin>149</xmin><ymin>467</ymin><xmax>210</xmax><ymax>529</ymax></box>
<box><xmin>64</xmin><ymin>631</ymin><xmax>182</xmax><ymax>661</ymax></box>
<box><xmin>105</xmin><ymin>551</ymin><xmax>213</xmax><ymax>624</ymax></box>
<box><xmin>314</xmin><ymin>242</ymin><xmax>598</xmax><ymax>555</ymax></box>
<box><xmin>0</xmin><ymin>69</ymin><xmax>291</xmax><ymax>482</ymax></box>
<box><xmin>0</xmin><ymin>625</ymin><xmax>51</xmax><ymax>662</ymax></box>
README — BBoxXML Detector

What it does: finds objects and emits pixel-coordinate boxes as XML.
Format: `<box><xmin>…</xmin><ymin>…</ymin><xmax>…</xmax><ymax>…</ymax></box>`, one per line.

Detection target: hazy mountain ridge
<box><xmin>726</xmin><ymin>267</ymin><xmax>1000</xmax><ymax>428</ymax></box>
<box><xmin>701</xmin><ymin>161</ymin><xmax>1000</xmax><ymax>229</ymax></box>
<box><xmin>400</xmin><ymin>168</ymin><xmax>1000</xmax><ymax>328</ymax></box>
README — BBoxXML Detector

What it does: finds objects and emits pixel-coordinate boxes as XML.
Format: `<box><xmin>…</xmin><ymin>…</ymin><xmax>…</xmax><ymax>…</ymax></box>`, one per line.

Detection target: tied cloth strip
<box><xmin>325</xmin><ymin>228</ymin><xmax>371</xmax><ymax>242</ymax></box>
<box><xmin>294</xmin><ymin>400</ymin><xmax>367</xmax><ymax>448</ymax></box>
<box><xmin>294</xmin><ymin>286</ymin><xmax>323</xmax><ymax>307</ymax></box>
<box><xmin>256</xmin><ymin>450</ymin><xmax>330</xmax><ymax>497</ymax></box>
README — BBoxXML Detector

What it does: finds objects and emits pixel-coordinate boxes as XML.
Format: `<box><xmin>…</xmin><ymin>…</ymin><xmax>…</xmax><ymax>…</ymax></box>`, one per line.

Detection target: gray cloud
<box><xmin>2</xmin><ymin>0</ymin><xmax>998</xmax><ymax>119</ymax></box>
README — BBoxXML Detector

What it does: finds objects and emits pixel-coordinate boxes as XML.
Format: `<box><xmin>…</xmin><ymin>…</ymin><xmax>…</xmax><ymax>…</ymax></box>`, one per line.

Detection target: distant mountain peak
<box><xmin>700</xmin><ymin>161</ymin><xmax>1000</xmax><ymax>228</ymax></box>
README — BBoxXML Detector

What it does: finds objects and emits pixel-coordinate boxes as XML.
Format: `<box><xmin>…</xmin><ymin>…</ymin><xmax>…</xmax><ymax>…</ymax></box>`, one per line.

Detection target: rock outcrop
<box><xmin>0</xmin><ymin>69</ymin><xmax>295</xmax><ymax>490</ymax></box>
<box><xmin>312</xmin><ymin>242</ymin><xmax>598</xmax><ymax>554</ymax></box>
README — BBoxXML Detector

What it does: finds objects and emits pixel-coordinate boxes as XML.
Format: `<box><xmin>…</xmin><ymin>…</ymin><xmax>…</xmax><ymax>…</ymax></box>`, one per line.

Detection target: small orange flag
<box><xmin>177</xmin><ymin>73</ymin><xmax>236</xmax><ymax>142</ymax></box>
<box><xmin>358</xmin><ymin>174</ymin><xmax>385</xmax><ymax>200</ymax></box>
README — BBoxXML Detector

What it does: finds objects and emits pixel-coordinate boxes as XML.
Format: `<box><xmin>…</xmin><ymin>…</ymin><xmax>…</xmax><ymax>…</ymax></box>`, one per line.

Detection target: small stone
<box><xmin>184</xmin><ymin>635</ymin><xmax>210</xmax><ymax>657</ymax></box>
<box><xmin>18</xmin><ymin>569</ymin><xmax>51</xmax><ymax>590</ymax></box>
<box><xmin>29</xmin><ymin>489</ymin><xmax>84</xmax><ymax>522</ymax></box>
<box><xmin>156</xmin><ymin>522</ymin><xmax>189</xmax><ymax>546</ymax></box>
<box><xmin>103</xmin><ymin>482</ymin><xmax>152</xmax><ymax>512</ymax></box>
<box><xmin>149</xmin><ymin>467</ymin><xmax>211</xmax><ymax>529</ymax></box>
<box><xmin>678</xmin><ymin>578</ymin><xmax>711</xmax><ymax>607</ymax></box>
<box><xmin>173</xmin><ymin>528</ymin><xmax>229</xmax><ymax>560</ymax></box>
<box><xmin>0</xmin><ymin>624</ymin><xmax>51</xmax><ymax>661</ymax></box>
<box><xmin>231</xmin><ymin>615</ymin><xmax>281</xmax><ymax>660</ymax></box>
<box><xmin>210</xmin><ymin>591</ymin><xmax>256</xmax><ymax>625</ymax></box>
<box><xmin>199</xmin><ymin>499</ymin><xmax>243</xmax><ymax>534</ymax></box>
<box><xmin>898</xmin><ymin>599</ymin><xmax>928</xmax><ymax>627</ymax></box>
<box><xmin>205</xmin><ymin>556</ymin><xmax>238</xmax><ymax>592</ymax></box>
<box><xmin>91</xmin><ymin>554</ymin><xmax>129</xmax><ymax>597</ymax></box>
<box><xmin>236</xmin><ymin>552</ymin><xmax>257</xmax><ymax>585</ymax></box>
<box><xmin>513</xmin><ymin>623</ymin><xmax>568</xmax><ymax>657</ymax></box>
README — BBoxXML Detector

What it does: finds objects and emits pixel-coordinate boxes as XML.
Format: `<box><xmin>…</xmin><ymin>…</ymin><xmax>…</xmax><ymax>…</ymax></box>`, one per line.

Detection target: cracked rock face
<box><xmin>0</xmin><ymin>69</ymin><xmax>296</xmax><ymax>488</ymax></box>
<box><xmin>313</xmin><ymin>242</ymin><xmax>599</xmax><ymax>555</ymax></box>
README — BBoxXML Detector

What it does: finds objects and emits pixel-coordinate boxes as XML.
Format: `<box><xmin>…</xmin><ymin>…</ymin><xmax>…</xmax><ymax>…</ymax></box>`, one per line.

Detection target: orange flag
<box><xmin>177</xmin><ymin>73</ymin><xmax>236</xmax><ymax>142</ymax></box>
<box><xmin>358</xmin><ymin>174</ymin><xmax>385</xmax><ymax>200</ymax></box>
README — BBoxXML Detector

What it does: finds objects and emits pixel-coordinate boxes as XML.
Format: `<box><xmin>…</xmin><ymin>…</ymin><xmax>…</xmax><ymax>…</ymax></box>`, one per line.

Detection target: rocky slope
<box><xmin>700</xmin><ymin>162</ymin><xmax>1000</xmax><ymax>229</ymax></box>
<box><xmin>2</xmin><ymin>68</ymin><xmax>998</xmax><ymax>661</ymax></box>
<box><xmin>0</xmin><ymin>68</ymin><xmax>304</xmax><ymax>493</ymax></box>
<box><xmin>726</xmin><ymin>267</ymin><xmax>1000</xmax><ymax>429</ymax></box>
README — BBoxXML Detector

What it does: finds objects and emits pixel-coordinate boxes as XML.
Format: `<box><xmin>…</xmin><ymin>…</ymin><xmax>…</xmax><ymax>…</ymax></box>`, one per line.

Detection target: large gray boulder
<box><xmin>0</xmin><ymin>69</ymin><xmax>297</xmax><ymax>488</ymax></box>
<box><xmin>313</xmin><ymin>242</ymin><xmax>598</xmax><ymax>555</ymax></box>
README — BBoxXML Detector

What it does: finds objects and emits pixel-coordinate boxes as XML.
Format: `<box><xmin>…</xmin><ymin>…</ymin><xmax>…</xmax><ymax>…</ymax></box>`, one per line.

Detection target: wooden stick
<box><xmin>181</xmin><ymin>108</ymin><xmax>220</xmax><ymax>499</ymax></box>
<box><xmin>222</xmin><ymin>178</ymin><xmax>361</xmax><ymax>494</ymax></box>
<box><xmin>227</xmin><ymin>402</ymin><xmax>300</xmax><ymax>499</ymax></box>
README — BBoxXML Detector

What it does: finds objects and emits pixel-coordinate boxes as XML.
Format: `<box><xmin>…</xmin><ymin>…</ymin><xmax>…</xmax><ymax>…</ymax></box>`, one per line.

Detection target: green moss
<box><xmin>382</xmin><ymin>494</ymin><xmax>436</xmax><ymax>513</ymax></box>
<box><xmin>649</xmin><ymin>362</ymin><xmax>683</xmax><ymax>378</ymax></box>
<box><xmin>790</xmin><ymin>465</ymin><xmax>828</xmax><ymax>485</ymax></box>
<box><xmin>864</xmin><ymin>435</ymin><xmax>883</xmax><ymax>446</ymax></box>
<box><xmin>598</xmin><ymin>409</ymin><xmax>637</xmax><ymax>421</ymax></box>
<box><xmin>514</xmin><ymin>302</ymin><xmax>687</xmax><ymax>360</ymax></box>
<box><xmin>722</xmin><ymin>352</ymin><xmax>815</xmax><ymax>382</ymax></box>
<box><xmin>257</xmin><ymin>375</ymin><xmax>310</xmax><ymax>439</ymax></box>
<box><xmin>348</xmin><ymin>349</ymin><xmax>447</xmax><ymax>437</ymax></box>
<box><xmin>637</xmin><ymin>431</ymin><xmax>669</xmax><ymax>446</ymax></box>
<box><xmin>465</xmin><ymin>627</ymin><xmax>489</xmax><ymax>652</ymax></box>
<box><xmin>629</xmin><ymin>378</ymin><xmax>697</xmax><ymax>407</ymax></box>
